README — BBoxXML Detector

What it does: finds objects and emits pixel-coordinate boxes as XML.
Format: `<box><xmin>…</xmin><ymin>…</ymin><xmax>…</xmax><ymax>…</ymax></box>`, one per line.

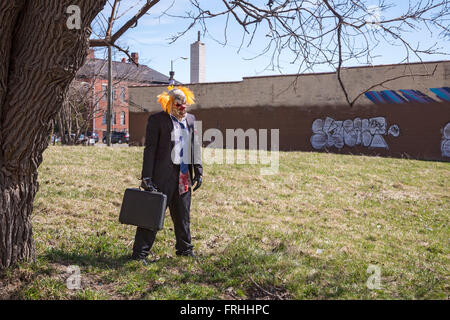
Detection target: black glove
<box><xmin>192</xmin><ymin>175</ymin><xmax>202</xmax><ymax>192</ymax></box>
<box><xmin>140</xmin><ymin>177</ymin><xmax>158</xmax><ymax>192</ymax></box>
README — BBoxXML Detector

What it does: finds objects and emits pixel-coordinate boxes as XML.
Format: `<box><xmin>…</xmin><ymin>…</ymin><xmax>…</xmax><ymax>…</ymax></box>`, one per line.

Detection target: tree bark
<box><xmin>0</xmin><ymin>0</ymin><xmax>106</xmax><ymax>269</ymax></box>
<box><xmin>0</xmin><ymin>171</ymin><xmax>38</xmax><ymax>267</ymax></box>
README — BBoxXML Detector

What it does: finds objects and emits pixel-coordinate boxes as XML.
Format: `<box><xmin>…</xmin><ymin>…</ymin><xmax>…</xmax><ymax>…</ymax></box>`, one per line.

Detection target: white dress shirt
<box><xmin>170</xmin><ymin>115</ymin><xmax>190</xmax><ymax>165</ymax></box>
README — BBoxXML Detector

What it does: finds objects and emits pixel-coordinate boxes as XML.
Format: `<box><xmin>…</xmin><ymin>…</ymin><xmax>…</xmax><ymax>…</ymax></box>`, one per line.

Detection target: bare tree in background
<box><xmin>57</xmin><ymin>80</ymin><xmax>94</xmax><ymax>145</ymax></box>
<box><xmin>170</xmin><ymin>0</ymin><xmax>449</xmax><ymax>106</ymax></box>
<box><xmin>89</xmin><ymin>0</ymin><xmax>160</xmax><ymax>145</ymax></box>
<box><xmin>58</xmin><ymin>56</ymin><xmax>148</xmax><ymax>146</ymax></box>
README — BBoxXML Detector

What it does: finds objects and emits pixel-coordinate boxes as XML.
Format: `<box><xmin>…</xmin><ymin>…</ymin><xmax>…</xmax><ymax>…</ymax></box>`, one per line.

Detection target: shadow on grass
<box><xmin>2</xmin><ymin>243</ymin><xmax>360</xmax><ymax>300</ymax></box>
<box><xmin>32</xmin><ymin>237</ymin><xmax>369</xmax><ymax>300</ymax></box>
<box><xmin>43</xmin><ymin>248</ymin><xmax>132</xmax><ymax>270</ymax></box>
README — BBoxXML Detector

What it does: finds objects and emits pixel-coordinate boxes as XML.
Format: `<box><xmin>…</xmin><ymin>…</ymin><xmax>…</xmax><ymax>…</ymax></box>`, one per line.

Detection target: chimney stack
<box><xmin>190</xmin><ymin>32</ymin><xmax>205</xmax><ymax>83</ymax></box>
<box><xmin>130</xmin><ymin>52</ymin><xmax>139</xmax><ymax>64</ymax></box>
<box><xmin>121</xmin><ymin>58</ymin><xmax>126</xmax><ymax>63</ymax></box>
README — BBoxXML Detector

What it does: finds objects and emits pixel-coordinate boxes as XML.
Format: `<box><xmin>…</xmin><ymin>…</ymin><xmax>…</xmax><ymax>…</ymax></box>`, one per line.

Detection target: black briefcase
<box><xmin>119</xmin><ymin>188</ymin><xmax>167</xmax><ymax>231</ymax></box>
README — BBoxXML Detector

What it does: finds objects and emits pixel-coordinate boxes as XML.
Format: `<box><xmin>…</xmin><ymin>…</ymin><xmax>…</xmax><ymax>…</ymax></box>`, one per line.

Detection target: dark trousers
<box><xmin>132</xmin><ymin>177</ymin><xmax>193</xmax><ymax>259</ymax></box>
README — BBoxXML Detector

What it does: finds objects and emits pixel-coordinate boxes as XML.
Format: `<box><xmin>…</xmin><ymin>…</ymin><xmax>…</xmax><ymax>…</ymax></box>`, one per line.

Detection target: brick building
<box><xmin>76</xmin><ymin>50</ymin><xmax>172</xmax><ymax>140</ymax></box>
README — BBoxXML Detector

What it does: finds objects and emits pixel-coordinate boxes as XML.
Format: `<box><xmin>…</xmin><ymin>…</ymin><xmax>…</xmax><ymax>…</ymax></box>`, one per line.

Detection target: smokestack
<box><xmin>190</xmin><ymin>32</ymin><xmax>205</xmax><ymax>83</ymax></box>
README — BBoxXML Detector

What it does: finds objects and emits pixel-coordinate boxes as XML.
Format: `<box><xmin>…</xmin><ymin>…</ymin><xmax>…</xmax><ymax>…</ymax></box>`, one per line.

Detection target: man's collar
<box><xmin>170</xmin><ymin>114</ymin><xmax>187</xmax><ymax>123</ymax></box>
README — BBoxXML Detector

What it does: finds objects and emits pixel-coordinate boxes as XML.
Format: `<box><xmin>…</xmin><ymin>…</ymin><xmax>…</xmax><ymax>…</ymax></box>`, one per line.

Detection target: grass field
<box><xmin>0</xmin><ymin>146</ymin><xmax>448</xmax><ymax>300</ymax></box>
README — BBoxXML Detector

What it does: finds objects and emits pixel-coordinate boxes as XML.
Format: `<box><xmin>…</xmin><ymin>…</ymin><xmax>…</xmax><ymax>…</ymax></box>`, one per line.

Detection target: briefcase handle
<box><xmin>139</xmin><ymin>185</ymin><xmax>161</xmax><ymax>193</ymax></box>
<box><xmin>138</xmin><ymin>179</ymin><xmax>162</xmax><ymax>193</ymax></box>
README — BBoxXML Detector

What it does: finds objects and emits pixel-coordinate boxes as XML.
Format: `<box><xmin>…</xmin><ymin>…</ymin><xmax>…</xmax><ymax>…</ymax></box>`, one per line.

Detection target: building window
<box><xmin>120</xmin><ymin>87</ymin><xmax>126</xmax><ymax>102</ymax></box>
<box><xmin>102</xmin><ymin>84</ymin><xmax>107</xmax><ymax>101</ymax></box>
<box><xmin>113</xmin><ymin>87</ymin><xmax>117</xmax><ymax>100</ymax></box>
<box><xmin>113</xmin><ymin>112</ymin><xmax>116</xmax><ymax>125</ymax></box>
<box><xmin>120</xmin><ymin>111</ymin><xmax>126</xmax><ymax>125</ymax></box>
<box><xmin>102</xmin><ymin>113</ymin><xmax>106</xmax><ymax>124</ymax></box>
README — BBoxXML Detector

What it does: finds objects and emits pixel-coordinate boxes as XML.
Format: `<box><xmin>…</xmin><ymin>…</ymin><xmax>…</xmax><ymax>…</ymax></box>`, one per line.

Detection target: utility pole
<box><xmin>106</xmin><ymin>45</ymin><xmax>113</xmax><ymax>146</ymax></box>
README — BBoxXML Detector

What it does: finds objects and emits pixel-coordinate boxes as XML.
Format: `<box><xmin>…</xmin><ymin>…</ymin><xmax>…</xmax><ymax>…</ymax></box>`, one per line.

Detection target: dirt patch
<box><xmin>0</xmin><ymin>267</ymin><xmax>39</xmax><ymax>299</ymax></box>
<box><xmin>247</xmin><ymin>277</ymin><xmax>292</xmax><ymax>300</ymax></box>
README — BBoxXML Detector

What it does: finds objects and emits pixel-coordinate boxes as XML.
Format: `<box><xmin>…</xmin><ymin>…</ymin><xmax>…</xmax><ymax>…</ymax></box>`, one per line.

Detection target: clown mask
<box><xmin>157</xmin><ymin>86</ymin><xmax>195</xmax><ymax>119</ymax></box>
<box><xmin>170</xmin><ymin>89</ymin><xmax>187</xmax><ymax>120</ymax></box>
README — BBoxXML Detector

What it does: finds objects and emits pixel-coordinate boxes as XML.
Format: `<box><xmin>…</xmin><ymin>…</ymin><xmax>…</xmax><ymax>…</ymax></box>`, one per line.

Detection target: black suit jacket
<box><xmin>141</xmin><ymin>111</ymin><xmax>202</xmax><ymax>195</ymax></box>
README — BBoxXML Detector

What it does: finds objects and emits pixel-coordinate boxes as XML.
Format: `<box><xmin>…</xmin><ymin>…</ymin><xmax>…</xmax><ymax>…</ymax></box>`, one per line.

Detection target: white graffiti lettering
<box><xmin>311</xmin><ymin>116</ymin><xmax>400</xmax><ymax>150</ymax></box>
<box><xmin>441</xmin><ymin>122</ymin><xmax>450</xmax><ymax>157</ymax></box>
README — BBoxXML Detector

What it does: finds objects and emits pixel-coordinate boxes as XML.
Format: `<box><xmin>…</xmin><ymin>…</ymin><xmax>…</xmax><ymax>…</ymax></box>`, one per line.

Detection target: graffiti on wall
<box><xmin>442</xmin><ymin>122</ymin><xmax>450</xmax><ymax>158</ymax></box>
<box><xmin>365</xmin><ymin>87</ymin><xmax>450</xmax><ymax>104</ymax></box>
<box><xmin>311</xmin><ymin>116</ymin><xmax>400</xmax><ymax>150</ymax></box>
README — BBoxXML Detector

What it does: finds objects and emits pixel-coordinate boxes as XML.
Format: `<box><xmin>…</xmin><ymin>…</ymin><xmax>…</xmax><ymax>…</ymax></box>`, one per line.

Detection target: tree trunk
<box><xmin>0</xmin><ymin>0</ymin><xmax>106</xmax><ymax>269</ymax></box>
<box><xmin>0</xmin><ymin>171</ymin><xmax>38</xmax><ymax>266</ymax></box>
<box><xmin>58</xmin><ymin>100</ymin><xmax>76</xmax><ymax>145</ymax></box>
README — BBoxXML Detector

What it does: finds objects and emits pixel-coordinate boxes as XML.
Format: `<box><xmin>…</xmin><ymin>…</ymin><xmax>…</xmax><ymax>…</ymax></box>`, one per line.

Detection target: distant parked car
<box><xmin>78</xmin><ymin>134</ymin><xmax>87</xmax><ymax>142</ymax></box>
<box><xmin>63</xmin><ymin>133</ymin><xmax>76</xmax><ymax>143</ymax></box>
<box><xmin>102</xmin><ymin>131</ymin><xmax>129</xmax><ymax>144</ymax></box>
<box><xmin>87</xmin><ymin>132</ymin><xmax>99</xmax><ymax>143</ymax></box>
<box><xmin>51</xmin><ymin>135</ymin><xmax>61</xmax><ymax>144</ymax></box>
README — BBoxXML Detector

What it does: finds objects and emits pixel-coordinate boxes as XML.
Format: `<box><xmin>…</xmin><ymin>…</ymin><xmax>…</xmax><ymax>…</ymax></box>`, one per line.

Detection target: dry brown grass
<box><xmin>0</xmin><ymin>146</ymin><xmax>448</xmax><ymax>300</ymax></box>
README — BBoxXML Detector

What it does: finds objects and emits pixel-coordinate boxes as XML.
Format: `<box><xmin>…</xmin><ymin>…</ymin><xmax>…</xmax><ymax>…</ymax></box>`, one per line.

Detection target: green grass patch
<box><xmin>0</xmin><ymin>146</ymin><xmax>448</xmax><ymax>300</ymax></box>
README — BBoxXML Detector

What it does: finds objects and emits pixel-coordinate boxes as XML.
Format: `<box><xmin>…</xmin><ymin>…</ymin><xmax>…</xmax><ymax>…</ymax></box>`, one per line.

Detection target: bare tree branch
<box><xmin>169</xmin><ymin>0</ymin><xmax>449</xmax><ymax>107</ymax></box>
<box><xmin>89</xmin><ymin>0</ymin><xmax>161</xmax><ymax>65</ymax></box>
<box><xmin>111</xmin><ymin>0</ymin><xmax>160</xmax><ymax>43</ymax></box>
<box><xmin>350</xmin><ymin>63</ymin><xmax>439</xmax><ymax>105</ymax></box>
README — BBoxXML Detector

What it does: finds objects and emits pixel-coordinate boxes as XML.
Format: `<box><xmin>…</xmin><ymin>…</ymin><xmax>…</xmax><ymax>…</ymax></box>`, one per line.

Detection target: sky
<box><xmin>91</xmin><ymin>0</ymin><xmax>450</xmax><ymax>84</ymax></box>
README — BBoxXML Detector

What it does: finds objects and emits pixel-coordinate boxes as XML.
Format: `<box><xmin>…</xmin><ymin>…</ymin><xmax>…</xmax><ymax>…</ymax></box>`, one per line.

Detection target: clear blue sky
<box><xmin>91</xmin><ymin>0</ymin><xmax>449</xmax><ymax>84</ymax></box>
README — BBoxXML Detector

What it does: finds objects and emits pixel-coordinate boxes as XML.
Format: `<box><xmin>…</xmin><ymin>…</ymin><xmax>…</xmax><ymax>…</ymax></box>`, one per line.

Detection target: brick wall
<box><xmin>129</xmin><ymin>61</ymin><xmax>449</xmax><ymax>112</ymax></box>
<box><xmin>129</xmin><ymin>112</ymin><xmax>149</xmax><ymax>146</ymax></box>
<box><xmin>128</xmin><ymin>61</ymin><xmax>449</xmax><ymax>161</ymax></box>
<box><xmin>130</xmin><ymin>102</ymin><xmax>450</xmax><ymax>162</ymax></box>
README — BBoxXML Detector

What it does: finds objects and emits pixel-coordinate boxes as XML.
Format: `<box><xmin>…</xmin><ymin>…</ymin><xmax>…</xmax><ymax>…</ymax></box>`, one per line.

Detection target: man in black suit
<box><xmin>132</xmin><ymin>87</ymin><xmax>202</xmax><ymax>261</ymax></box>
